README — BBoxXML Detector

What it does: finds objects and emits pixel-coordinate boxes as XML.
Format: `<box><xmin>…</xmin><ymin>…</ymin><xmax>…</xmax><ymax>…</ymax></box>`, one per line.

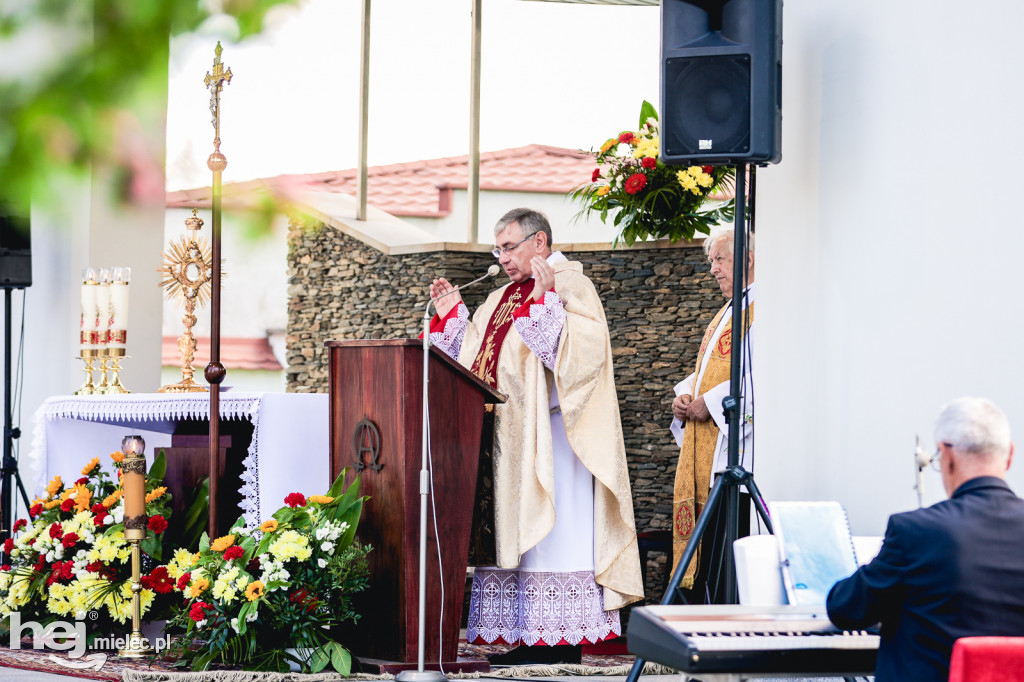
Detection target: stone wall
<box><xmin>287</xmin><ymin>215</ymin><xmax>724</xmax><ymax>597</ymax></box>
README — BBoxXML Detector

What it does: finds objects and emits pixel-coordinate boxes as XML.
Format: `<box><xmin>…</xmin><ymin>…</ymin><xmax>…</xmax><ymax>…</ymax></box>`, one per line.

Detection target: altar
<box><xmin>28</xmin><ymin>392</ymin><xmax>329</xmax><ymax>529</ymax></box>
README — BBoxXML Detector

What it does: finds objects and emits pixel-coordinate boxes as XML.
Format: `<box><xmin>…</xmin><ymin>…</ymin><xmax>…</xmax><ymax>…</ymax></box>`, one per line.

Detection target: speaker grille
<box><xmin>663</xmin><ymin>54</ymin><xmax>751</xmax><ymax>158</ymax></box>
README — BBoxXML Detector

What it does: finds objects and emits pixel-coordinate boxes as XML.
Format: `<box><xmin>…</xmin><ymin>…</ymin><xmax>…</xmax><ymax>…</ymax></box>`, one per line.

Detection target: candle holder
<box><xmin>119</xmin><ymin>436</ymin><xmax>154</xmax><ymax>658</ymax></box>
<box><xmin>74</xmin><ymin>349</ymin><xmax>97</xmax><ymax>395</ymax></box>
<box><xmin>106</xmin><ymin>348</ymin><xmax>130</xmax><ymax>394</ymax></box>
<box><xmin>95</xmin><ymin>352</ymin><xmax>111</xmax><ymax>394</ymax></box>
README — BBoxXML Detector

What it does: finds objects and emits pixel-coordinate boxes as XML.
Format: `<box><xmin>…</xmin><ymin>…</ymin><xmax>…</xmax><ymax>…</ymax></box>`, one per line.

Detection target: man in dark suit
<box><xmin>827</xmin><ymin>396</ymin><xmax>1024</xmax><ymax>682</ymax></box>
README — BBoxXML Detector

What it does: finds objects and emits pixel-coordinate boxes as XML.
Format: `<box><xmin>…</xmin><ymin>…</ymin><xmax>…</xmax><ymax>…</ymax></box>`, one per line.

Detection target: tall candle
<box><xmin>80</xmin><ymin>268</ymin><xmax>98</xmax><ymax>352</ymax></box>
<box><xmin>95</xmin><ymin>268</ymin><xmax>112</xmax><ymax>348</ymax></box>
<box><xmin>121</xmin><ymin>435</ymin><xmax>147</xmax><ymax>541</ymax></box>
<box><xmin>109</xmin><ymin>267</ymin><xmax>130</xmax><ymax>349</ymax></box>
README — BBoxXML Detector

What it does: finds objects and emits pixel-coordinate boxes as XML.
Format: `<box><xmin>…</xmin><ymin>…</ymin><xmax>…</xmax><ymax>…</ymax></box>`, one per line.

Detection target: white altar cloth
<box><xmin>29</xmin><ymin>392</ymin><xmax>329</xmax><ymax>529</ymax></box>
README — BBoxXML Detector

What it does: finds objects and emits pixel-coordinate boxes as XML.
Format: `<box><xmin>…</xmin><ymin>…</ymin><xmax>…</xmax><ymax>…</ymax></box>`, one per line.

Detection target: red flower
<box><xmin>91</xmin><ymin>504</ymin><xmax>105</xmax><ymax>514</ymax></box>
<box><xmin>0</xmin><ymin>564</ymin><xmax>9</xmax><ymax>571</ymax></box>
<box><xmin>86</xmin><ymin>561</ymin><xmax>104</xmax><ymax>573</ymax></box>
<box><xmin>148</xmin><ymin>515</ymin><xmax>168</xmax><ymax>534</ymax></box>
<box><xmin>61</xmin><ymin>533</ymin><xmax>80</xmax><ymax>549</ymax></box>
<box><xmin>93</xmin><ymin>511</ymin><xmax>108</xmax><ymax>527</ymax></box>
<box><xmin>3</xmin><ymin>538</ymin><xmax>13</xmax><ymax>554</ymax></box>
<box><xmin>49</xmin><ymin>523</ymin><xmax>63</xmax><ymax>540</ymax></box>
<box><xmin>246</xmin><ymin>557</ymin><xmax>261</xmax><ymax>574</ymax></box>
<box><xmin>60</xmin><ymin>499</ymin><xmax>75</xmax><ymax>513</ymax></box>
<box><xmin>177</xmin><ymin>572</ymin><xmax>192</xmax><ymax>592</ymax></box>
<box><xmin>33</xmin><ymin>556</ymin><xmax>45</xmax><ymax>573</ymax></box>
<box><xmin>284</xmin><ymin>492</ymin><xmax>306</xmax><ymax>508</ymax></box>
<box><xmin>223</xmin><ymin>546</ymin><xmax>244</xmax><ymax>561</ymax></box>
<box><xmin>624</xmin><ymin>173</ymin><xmax>648</xmax><ymax>195</ymax></box>
<box><xmin>75</xmin><ymin>477</ymin><xmax>89</xmax><ymax>486</ymax></box>
<box><xmin>141</xmin><ymin>566</ymin><xmax>174</xmax><ymax>594</ymax></box>
<box><xmin>289</xmin><ymin>588</ymin><xmax>319</xmax><ymax>613</ymax></box>
<box><xmin>28</xmin><ymin>504</ymin><xmax>42</xmax><ymax>518</ymax></box>
<box><xmin>591</xmin><ymin>168</ymin><xmax>601</xmax><ymax>182</ymax></box>
<box><xmin>702</xmin><ymin>165</ymin><xmax>713</xmax><ymax>174</ymax></box>
<box><xmin>13</xmin><ymin>519</ymin><xmax>26</xmax><ymax>532</ymax></box>
<box><xmin>26</xmin><ymin>538</ymin><xmax>35</xmax><ymax>546</ymax></box>
<box><xmin>47</xmin><ymin>560</ymin><xmax>75</xmax><ymax>586</ymax></box>
<box><xmin>618</xmin><ymin>132</ymin><xmax>635</xmax><ymax>144</ymax></box>
<box><xmin>189</xmin><ymin>602</ymin><xmax>212</xmax><ymax>622</ymax></box>
<box><xmin>641</xmin><ymin>157</ymin><xmax>657</xmax><ymax>169</ymax></box>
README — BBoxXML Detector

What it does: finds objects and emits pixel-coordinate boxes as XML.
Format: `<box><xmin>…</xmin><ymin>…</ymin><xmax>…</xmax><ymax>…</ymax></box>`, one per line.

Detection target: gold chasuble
<box><xmin>458</xmin><ymin>259</ymin><xmax>644</xmax><ymax>610</ymax></box>
<box><xmin>672</xmin><ymin>300</ymin><xmax>755</xmax><ymax>586</ymax></box>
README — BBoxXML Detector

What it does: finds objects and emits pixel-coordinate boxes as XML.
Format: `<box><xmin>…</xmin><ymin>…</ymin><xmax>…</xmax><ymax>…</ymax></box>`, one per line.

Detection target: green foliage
<box><xmin>570</xmin><ymin>101</ymin><xmax>736</xmax><ymax>246</ymax></box>
<box><xmin>0</xmin><ymin>0</ymin><xmax>298</xmax><ymax>210</ymax></box>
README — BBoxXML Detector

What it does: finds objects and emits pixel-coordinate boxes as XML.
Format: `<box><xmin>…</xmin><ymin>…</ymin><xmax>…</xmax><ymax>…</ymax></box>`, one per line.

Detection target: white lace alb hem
<box><xmin>466</xmin><ymin>568</ymin><xmax>621</xmax><ymax>646</ymax></box>
<box><xmin>429</xmin><ymin>303</ymin><xmax>469</xmax><ymax>359</ymax></box>
<box><xmin>513</xmin><ymin>290</ymin><xmax>565</xmax><ymax>370</ymax></box>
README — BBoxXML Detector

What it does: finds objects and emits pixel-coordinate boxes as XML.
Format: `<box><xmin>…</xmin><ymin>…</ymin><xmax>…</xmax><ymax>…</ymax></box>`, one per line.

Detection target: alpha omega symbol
<box><xmin>353</xmin><ymin>417</ymin><xmax>382</xmax><ymax>473</ymax></box>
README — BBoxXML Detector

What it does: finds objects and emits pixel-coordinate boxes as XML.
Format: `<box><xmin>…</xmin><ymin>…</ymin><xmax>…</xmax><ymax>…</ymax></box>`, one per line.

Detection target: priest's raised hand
<box><xmin>429</xmin><ymin>277</ymin><xmax>462</xmax><ymax>319</ymax></box>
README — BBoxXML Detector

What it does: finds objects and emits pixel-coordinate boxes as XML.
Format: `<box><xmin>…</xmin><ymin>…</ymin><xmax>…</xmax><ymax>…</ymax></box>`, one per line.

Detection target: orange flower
<box><xmin>45</xmin><ymin>476</ymin><xmax>63</xmax><ymax>499</ymax></box>
<box><xmin>599</xmin><ymin>138</ymin><xmax>617</xmax><ymax>153</ymax></box>
<box><xmin>188</xmin><ymin>577</ymin><xmax>209</xmax><ymax>598</ymax></box>
<box><xmin>245</xmin><ymin>581</ymin><xmax>265</xmax><ymax>602</ymax></box>
<box><xmin>73</xmin><ymin>484</ymin><xmax>92</xmax><ymax>512</ymax></box>
<box><xmin>110</xmin><ymin>451</ymin><xmax>125</xmax><ymax>463</ymax></box>
<box><xmin>102</xmin><ymin>489</ymin><xmax>123</xmax><ymax>508</ymax></box>
<box><xmin>43</xmin><ymin>499</ymin><xmax>62</xmax><ymax>510</ymax></box>
<box><xmin>81</xmin><ymin>457</ymin><xmax>100</xmax><ymax>476</ymax></box>
<box><xmin>210</xmin><ymin>534</ymin><xmax>236</xmax><ymax>552</ymax></box>
<box><xmin>259</xmin><ymin>519</ymin><xmax>278</xmax><ymax>533</ymax></box>
<box><xmin>308</xmin><ymin>495</ymin><xmax>334</xmax><ymax>505</ymax></box>
<box><xmin>145</xmin><ymin>487</ymin><xmax>167</xmax><ymax>504</ymax></box>
<box><xmin>596</xmin><ymin>186</ymin><xmax>611</xmax><ymax>196</ymax></box>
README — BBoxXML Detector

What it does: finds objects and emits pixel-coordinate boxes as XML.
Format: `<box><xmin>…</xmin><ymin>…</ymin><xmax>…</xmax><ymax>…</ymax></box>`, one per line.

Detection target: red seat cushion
<box><xmin>949</xmin><ymin>637</ymin><xmax>1024</xmax><ymax>682</ymax></box>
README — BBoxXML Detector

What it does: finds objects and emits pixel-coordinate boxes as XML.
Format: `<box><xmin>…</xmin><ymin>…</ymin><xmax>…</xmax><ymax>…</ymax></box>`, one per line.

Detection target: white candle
<box><xmin>95</xmin><ymin>268</ymin><xmax>111</xmax><ymax>348</ymax></box>
<box><xmin>80</xmin><ymin>268</ymin><xmax>98</xmax><ymax>351</ymax></box>
<box><xmin>109</xmin><ymin>267</ymin><xmax>130</xmax><ymax>348</ymax></box>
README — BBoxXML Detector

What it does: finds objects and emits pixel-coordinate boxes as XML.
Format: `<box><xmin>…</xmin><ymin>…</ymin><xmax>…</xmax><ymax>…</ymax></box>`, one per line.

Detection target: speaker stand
<box><xmin>1</xmin><ymin>287</ymin><xmax>30</xmax><ymax>561</ymax></box>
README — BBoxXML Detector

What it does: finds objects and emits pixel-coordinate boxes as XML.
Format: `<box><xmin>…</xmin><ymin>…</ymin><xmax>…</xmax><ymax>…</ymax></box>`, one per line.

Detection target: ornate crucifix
<box><xmin>204</xmin><ymin>42</ymin><xmax>230</xmax><ymax>539</ymax></box>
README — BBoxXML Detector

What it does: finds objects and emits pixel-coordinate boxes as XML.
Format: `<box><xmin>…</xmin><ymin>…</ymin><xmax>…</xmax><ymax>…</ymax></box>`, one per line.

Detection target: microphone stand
<box><xmin>397</xmin><ymin>266</ymin><xmax>498</xmax><ymax>682</ymax></box>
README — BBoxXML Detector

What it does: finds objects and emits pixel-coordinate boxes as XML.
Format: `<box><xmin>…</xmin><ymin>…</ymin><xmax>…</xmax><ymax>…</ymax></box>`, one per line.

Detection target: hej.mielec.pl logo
<box><xmin>8</xmin><ymin>610</ymin><xmax>168</xmax><ymax>669</ymax></box>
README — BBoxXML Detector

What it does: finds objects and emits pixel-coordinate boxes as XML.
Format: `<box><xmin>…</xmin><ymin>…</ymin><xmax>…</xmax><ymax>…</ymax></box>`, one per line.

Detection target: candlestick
<box><xmin>118</xmin><ymin>435</ymin><xmax>154</xmax><ymax>658</ymax></box>
<box><xmin>109</xmin><ymin>266</ymin><xmax>130</xmax><ymax>350</ymax></box>
<box><xmin>80</xmin><ymin>268</ymin><xmax>98</xmax><ymax>353</ymax></box>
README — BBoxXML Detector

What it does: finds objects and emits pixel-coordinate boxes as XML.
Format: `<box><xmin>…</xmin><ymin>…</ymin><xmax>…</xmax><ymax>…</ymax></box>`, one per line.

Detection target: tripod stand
<box><xmin>625</xmin><ymin>165</ymin><xmax>771</xmax><ymax>682</ymax></box>
<box><xmin>1</xmin><ymin>287</ymin><xmax>30</xmax><ymax>558</ymax></box>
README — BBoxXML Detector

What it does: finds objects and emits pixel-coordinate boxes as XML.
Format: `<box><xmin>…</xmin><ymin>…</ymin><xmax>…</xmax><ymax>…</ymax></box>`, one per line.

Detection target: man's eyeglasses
<box><xmin>930</xmin><ymin>442</ymin><xmax>953</xmax><ymax>471</ymax></box>
<box><xmin>491</xmin><ymin>233</ymin><xmax>535</xmax><ymax>259</ymax></box>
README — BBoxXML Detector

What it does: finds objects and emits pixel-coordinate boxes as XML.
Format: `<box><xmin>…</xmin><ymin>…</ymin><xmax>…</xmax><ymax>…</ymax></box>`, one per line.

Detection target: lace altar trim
<box><xmin>429</xmin><ymin>303</ymin><xmax>469</xmax><ymax>359</ymax></box>
<box><xmin>31</xmin><ymin>393</ymin><xmax>264</xmax><ymax>529</ymax></box>
<box><xmin>512</xmin><ymin>290</ymin><xmax>565</xmax><ymax>371</ymax></box>
<box><xmin>467</xmin><ymin>568</ymin><xmax>621</xmax><ymax>647</ymax></box>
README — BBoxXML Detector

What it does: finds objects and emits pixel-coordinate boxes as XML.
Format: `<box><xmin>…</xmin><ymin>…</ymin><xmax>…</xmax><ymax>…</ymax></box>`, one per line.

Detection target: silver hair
<box><xmin>934</xmin><ymin>397</ymin><xmax>1012</xmax><ymax>461</ymax></box>
<box><xmin>702</xmin><ymin>226</ymin><xmax>755</xmax><ymax>258</ymax></box>
<box><xmin>494</xmin><ymin>208</ymin><xmax>553</xmax><ymax>249</ymax></box>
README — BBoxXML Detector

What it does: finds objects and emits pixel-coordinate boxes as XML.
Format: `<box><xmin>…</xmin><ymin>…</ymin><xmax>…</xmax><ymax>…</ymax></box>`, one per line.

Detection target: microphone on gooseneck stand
<box><xmin>423</xmin><ymin>264</ymin><xmax>501</xmax><ymax>322</ymax></box>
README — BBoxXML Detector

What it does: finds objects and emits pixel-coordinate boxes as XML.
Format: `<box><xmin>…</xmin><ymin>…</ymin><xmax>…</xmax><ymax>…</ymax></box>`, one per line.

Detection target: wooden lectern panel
<box><xmin>326</xmin><ymin>339</ymin><xmax>503</xmax><ymax>664</ymax></box>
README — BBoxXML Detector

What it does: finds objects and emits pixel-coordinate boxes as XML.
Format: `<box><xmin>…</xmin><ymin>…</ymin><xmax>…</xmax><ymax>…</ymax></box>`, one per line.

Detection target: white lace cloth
<box><xmin>467</xmin><ymin>568</ymin><xmax>621</xmax><ymax>646</ymax></box>
<box><xmin>512</xmin><ymin>290</ymin><xmax>565</xmax><ymax>371</ymax></box>
<box><xmin>30</xmin><ymin>392</ymin><xmax>329</xmax><ymax>529</ymax></box>
<box><xmin>429</xmin><ymin>303</ymin><xmax>469</xmax><ymax>359</ymax></box>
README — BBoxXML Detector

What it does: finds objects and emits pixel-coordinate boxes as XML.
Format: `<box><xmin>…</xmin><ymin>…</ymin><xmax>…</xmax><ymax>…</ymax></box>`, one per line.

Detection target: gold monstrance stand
<box><xmin>157</xmin><ymin>209</ymin><xmax>214</xmax><ymax>392</ymax></box>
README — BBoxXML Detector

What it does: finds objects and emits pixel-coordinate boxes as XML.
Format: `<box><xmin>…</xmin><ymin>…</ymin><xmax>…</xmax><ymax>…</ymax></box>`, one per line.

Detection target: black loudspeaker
<box><xmin>0</xmin><ymin>207</ymin><xmax>31</xmax><ymax>289</ymax></box>
<box><xmin>661</xmin><ymin>0</ymin><xmax>782</xmax><ymax>165</ymax></box>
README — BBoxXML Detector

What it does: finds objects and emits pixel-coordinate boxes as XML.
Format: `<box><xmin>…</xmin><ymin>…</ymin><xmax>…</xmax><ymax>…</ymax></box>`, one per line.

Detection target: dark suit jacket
<box><xmin>826</xmin><ymin>476</ymin><xmax>1024</xmax><ymax>682</ymax></box>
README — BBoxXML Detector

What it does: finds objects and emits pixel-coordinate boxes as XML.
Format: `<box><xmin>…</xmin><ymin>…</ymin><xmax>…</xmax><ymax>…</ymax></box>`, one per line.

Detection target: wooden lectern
<box><xmin>325</xmin><ymin>340</ymin><xmax>504</xmax><ymax>666</ymax></box>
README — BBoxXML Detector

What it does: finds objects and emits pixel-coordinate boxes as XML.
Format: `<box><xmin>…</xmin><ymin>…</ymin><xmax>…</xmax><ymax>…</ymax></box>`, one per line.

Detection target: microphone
<box><xmin>424</xmin><ymin>264</ymin><xmax>500</xmax><ymax>319</ymax></box>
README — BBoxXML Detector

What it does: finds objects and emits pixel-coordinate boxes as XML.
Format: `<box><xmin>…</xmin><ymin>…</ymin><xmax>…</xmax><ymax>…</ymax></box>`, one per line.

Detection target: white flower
<box><xmin>45</xmin><ymin>551</ymin><xmax>54</xmax><ymax>562</ymax></box>
<box><xmin>112</xmin><ymin>507</ymin><xmax>124</xmax><ymax>524</ymax></box>
<box><xmin>104</xmin><ymin>516</ymin><xmax>114</xmax><ymax>526</ymax></box>
<box><xmin>320</xmin><ymin>542</ymin><xmax>334</xmax><ymax>554</ymax></box>
<box><xmin>315</xmin><ymin>527</ymin><xmax>329</xmax><ymax>541</ymax></box>
<box><xmin>230</xmin><ymin>617</ymin><xmax>240</xmax><ymax>634</ymax></box>
<box><xmin>246</xmin><ymin>610</ymin><xmax>257</xmax><ymax>622</ymax></box>
<box><xmin>317</xmin><ymin>558</ymin><xmax>327</xmax><ymax>568</ymax></box>
<box><xmin>195</xmin><ymin>619</ymin><xmax>207</xmax><ymax>629</ymax></box>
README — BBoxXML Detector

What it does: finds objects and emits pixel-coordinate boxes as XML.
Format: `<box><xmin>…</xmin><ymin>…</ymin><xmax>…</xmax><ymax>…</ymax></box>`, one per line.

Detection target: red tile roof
<box><xmin>162</xmin><ymin>336</ymin><xmax>282</xmax><ymax>371</ymax></box>
<box><xmin>167</xmin><ymin>144</ymin><xmax>597</xmax><ymax>218</ymax></box>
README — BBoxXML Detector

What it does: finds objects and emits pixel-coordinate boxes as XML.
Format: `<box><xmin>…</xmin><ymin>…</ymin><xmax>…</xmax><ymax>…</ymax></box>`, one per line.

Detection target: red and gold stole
<box><xmin>470</xmin><ymin>281</ymin><xmax>532</xmax><ymax>389</ymax></box>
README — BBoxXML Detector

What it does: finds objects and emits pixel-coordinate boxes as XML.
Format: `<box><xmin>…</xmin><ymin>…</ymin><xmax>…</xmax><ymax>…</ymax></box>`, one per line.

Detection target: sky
<box><xmin>166</xmin><ymin>0</ymin><xmax>662</xmax><ymax>190</ymax></box>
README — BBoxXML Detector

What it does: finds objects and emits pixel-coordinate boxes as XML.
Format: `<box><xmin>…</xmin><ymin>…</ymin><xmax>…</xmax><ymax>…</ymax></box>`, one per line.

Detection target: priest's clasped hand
<box><xmin>430</xmin><ymin>277</ymin><xmax>462</xmax><ymax>318</ymax></box>
<box><xmin>672</xmin><ymin>393</ymin><xmax>712</xmax><ymax>422</ymax></box>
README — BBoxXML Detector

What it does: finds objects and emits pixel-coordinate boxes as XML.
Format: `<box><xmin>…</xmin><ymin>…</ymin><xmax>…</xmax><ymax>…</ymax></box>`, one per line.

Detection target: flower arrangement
<box><xmin>0</xmin><ymin>450</ymin><xmax>187</xmax><ymax>636</ymax></box>
<box><xmin>168</xmin><ymin>470</ymin><xmax>370</xmax><ymax>674</ymax></box>
<box><xmin>571</xmin><ymin>100</ymin><xmax>735</xmax><ymax>246</ymax></box>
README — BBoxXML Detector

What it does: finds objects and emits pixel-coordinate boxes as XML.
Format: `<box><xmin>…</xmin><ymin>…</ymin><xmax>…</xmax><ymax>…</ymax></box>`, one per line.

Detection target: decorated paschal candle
<box><xmin>109</xmin><ymin>267</ymin><xmax>130</xmax><ymax>349</ymax></box>
<box><xmin>120</xmin><ymin>435</ymin><xmax>148</xmax><ymax>540</ymax></box>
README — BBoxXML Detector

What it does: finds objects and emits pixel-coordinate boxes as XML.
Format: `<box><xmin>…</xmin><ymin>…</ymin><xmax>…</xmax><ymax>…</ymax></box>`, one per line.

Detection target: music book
<box><xmin>769</xmin><ymin>501</ymin><xmax>859</xmax><ymax>606</ymax></box>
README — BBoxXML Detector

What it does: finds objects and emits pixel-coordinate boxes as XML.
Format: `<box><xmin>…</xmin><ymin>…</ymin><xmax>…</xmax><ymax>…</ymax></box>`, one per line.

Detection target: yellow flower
<box><xmin>599</xmin><ymin>138</ymin><xmax>617</xmax><ymax>153</ymax></box>
<box><xmin>259</xmin><ymin>519</ymin><xmax>278</xmax><ymax>533</ymax></box>
<box><xmin>596</xmin><ymin>185</ymin><xmax>611</xmax><ymax>197</ymax></box>
<box><xmin>45</xmin><ymin>476</ymin><xmax>63</xmax><ymax>498</ymax></box>
<box><xmin>269</xmin><ymin>530</ymin><xmax>312</xmax><ymax>562</ymax></box>
<box><xmin>633</xmin><ymin>136</ymin><xmax>659</xmax><ymax>159</ymax></box>
<box><xmin>245</xmin><ymin>581</ymin><xmax>264</xmax><ymax>602</ymax></box>
<box><xmin>43</xmin><ymin>499</ymin><xmax>62</xmax><ymax>510</ymax></box>
<box><xmin>102</xmin><ymin>489</ymin><xmax>123</xmax><ymax>508</ymax></box>
<box><xmin>145</xmin><ymin>486</ymin><xmax>167</xmax><ymax>504</ymax></box>
<box><xmin>308</xmin><ymin>495</ymin><xmax>333</xmax><ymax>505</ymax></box>
<box><xmin>189</xmin><ymin>577</ymin><xmax>210</xmax><ymax>598</ymax></box>
<box><xmin>110</xmin><ymin>451</ymin><xmax>125</xmax><ymax>463</ymax></box>
<box><xmin>81</xmin><ymin>457</ymin><xmax>100</xmax><ymax>476</ymax></box>
<box><xmin>211</xmin><ymin>534</ymin><xmax>236</xmax><ymax>552</ymax></box>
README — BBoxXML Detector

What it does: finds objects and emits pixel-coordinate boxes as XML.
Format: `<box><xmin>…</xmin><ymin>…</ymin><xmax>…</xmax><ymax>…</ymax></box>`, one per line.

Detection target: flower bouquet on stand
<box><xmin>167</xmin><ymin>470</ymin><xmax>370</xmax><ymax>674</ymax></box>
<box><xmin>0</xmin><ymin>450</ymin><xmax>186</xmax><ymax>641</ymax></box>
<box><xmin>571</xmin><ymin>100</ymin><xmax>735</xmax><ymax>246</ymax></box>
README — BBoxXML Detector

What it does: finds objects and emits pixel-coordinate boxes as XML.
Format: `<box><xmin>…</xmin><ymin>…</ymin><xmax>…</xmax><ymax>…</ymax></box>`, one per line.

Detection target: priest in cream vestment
<box><xmin>669</xmin><ymin>226</ymin><xmax>754</xmax><ymax>600</ymax></box>
<box><xmin>427</xmin><ymin>208</ymin><xmax>643</xmax><ymax>664</ymax></box>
